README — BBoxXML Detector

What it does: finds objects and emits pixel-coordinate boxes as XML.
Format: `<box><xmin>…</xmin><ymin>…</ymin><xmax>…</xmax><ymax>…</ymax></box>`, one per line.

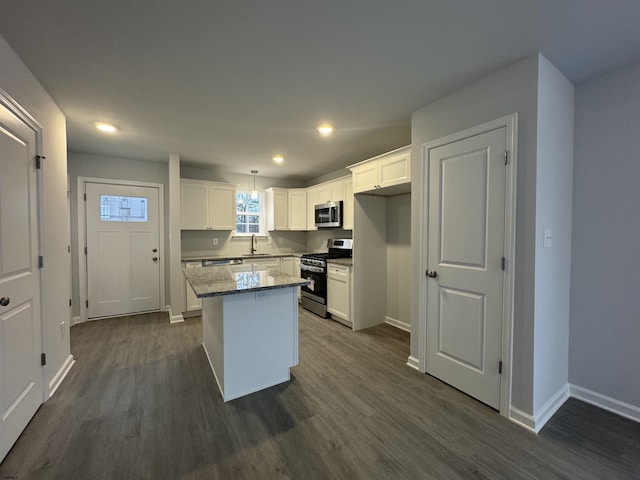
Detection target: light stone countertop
<box><xmin>326</xmin><ymin>258</ymin><xmax>353</xmax><ymax>267</ymax></box>
<box><xmin>182</xmin><ymin>252</ymin><xmax>309</xmax><ymax>262</ymax></box>
<box><xmin>183</xmin><ymin>264</ymin><xmax>309</xmax><ymax>298</ymax></box>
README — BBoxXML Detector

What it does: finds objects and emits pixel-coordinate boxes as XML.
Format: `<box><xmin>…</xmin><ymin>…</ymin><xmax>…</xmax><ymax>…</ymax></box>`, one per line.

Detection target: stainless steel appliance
<box><xmin>300</xmin><ymin>238</ymin><xmax>352</xmax><ymax>318</ymax></box>
<box><xmin>315</xmin><ymin>201</ymin><xmax>343</xmax><ymax>228</ymax></box>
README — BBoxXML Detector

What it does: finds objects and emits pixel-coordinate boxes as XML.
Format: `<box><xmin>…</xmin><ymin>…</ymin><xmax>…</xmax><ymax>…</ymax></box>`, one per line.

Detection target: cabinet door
<box><xmin>306</xmin><ymin>188</ymin><xmax>319</xmax><ymax>231</ymax></box>
<box><xmin>293</xmin><ymin>257</ymin><xmax>301</xmax><ymax>301</ymax></box>
<box><xmin>316</xmin><ymin>184</ymin><xmax>332</xmax><ymax>204</ymax></box>
<box><xmin>288</xmin><ymin>189</ymin><xmax>307</xmax><ymax>230</ymax></box>
<box><xmin>181</xmin><ymin>182</ymin><xmax>208</xmax><ymax>229</ymax></box>
<box><xmin>378</xmin><ymin>151</ymin><xmax>411</xmax><ymax>188</ymax></box>
<box><xmin>342</xmin><ymin>178</ymin><xmax>354</xmax><ymax>230</ymax></box>
<box><xmin>327</xmin><ymin>265</ymin><xmax>350</xmax><ymax>321</ymax></box>
<box><xmin>209</xmin><ymin>185</ymin><xmax>236</xmax><ymax>230</ymax></box>
<box><xmin>184</xmin><ymin>262</ymin><xmax>203</xmax><ymax>311</ymax></box>
<box><xmin>267</xmin><ymin>188</ymin><xmax>289</xmax><ymax>231</ymax></box>
<box><xmin>280</xmin><ymin>256</ymin><xmax>294</xmax><ymax>275</ymax></box>
<box><xmin>351</xmin><ymin>163</ymin><xmax>378</xmax><ymax>194</ymax></box>
<box><xmin>330</xmin><ymin>180</ymin><xmax>343</xmax><ymax>202</ymax></box>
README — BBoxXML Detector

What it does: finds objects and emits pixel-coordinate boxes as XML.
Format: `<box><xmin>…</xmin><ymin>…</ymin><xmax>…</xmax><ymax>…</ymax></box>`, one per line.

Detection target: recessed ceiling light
<box><xmin>94</xmin><ymin>122</ymin><xmax>118</xmax><ymax>133</ymax></box>
<box><xmin>272</xmin><ymin>155</ymin><xmax>284</xmax><ymax>164</ymax></box>
<box><xmin>317</xmin><ymin>124</ymin><xmax>334</xmax><ymax>136</ymax></box>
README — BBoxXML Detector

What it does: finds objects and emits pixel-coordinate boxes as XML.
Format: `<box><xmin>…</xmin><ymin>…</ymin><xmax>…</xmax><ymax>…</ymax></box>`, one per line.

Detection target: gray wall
<box><xmin>411</xmin><ymin>54</ymin><xmax>540</xmax><ymax>414</ymax></box>
<box><xmin>570</xmin><ymin>60</ymin><xmax>640</xmax><ymax>408</ymax></box>
<box><xmin>0</xmin><ymin>33</ymin><xmax>71</xmax><ymax>393</ymax></box>
<box><xmin>532</xmin><ymin>57</ymin><xmax>574</xmax><ymax>412</ymax></box>
<box><xmin>67</xmin><ymin>153</ymin><xmax>169</xmax><ymax>317</ymax></box>
<box><xmin>386</xmin><ymin>194</ymin><xmax>411</xmax><ymax>328</ymax></box>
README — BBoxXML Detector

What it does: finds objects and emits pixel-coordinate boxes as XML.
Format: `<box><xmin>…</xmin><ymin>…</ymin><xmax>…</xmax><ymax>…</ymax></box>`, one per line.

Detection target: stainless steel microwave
<box><xmin>315</xmin><ymin>201</ymin><xmax>343</xmax><ymax>228</ymax></box>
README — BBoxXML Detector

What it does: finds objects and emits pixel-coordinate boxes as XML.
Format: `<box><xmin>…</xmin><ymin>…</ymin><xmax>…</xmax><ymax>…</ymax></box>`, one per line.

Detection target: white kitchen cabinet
<box><xmin>293</xmin><ymin>257</ymin><xmax>301</xmax><ymax>302</ymax></box>
<box><xmin>180</xmin><ymin>179</ymin><xmax>236</xmax><ymax>230</ymax></box>
<box><xmin>327</xmin><ymin>263</ymin><xmax>352</xmax><ymax>326</ymax></box>
<box><xmin>288</xmin><ymin>189</ymin><xmax>307</xmax><ymax>230</ymax></box>
<box><xmin>243</xmin><ymin>257</ymin><xmax>281</xmax><ymax>270</ymax></box>
<box><xmin>315</xmin><ymin>183</ymin><xmax>332</xmax><ymax>204</ymax></box>
<box><xmin>280</xmin><ymin>256</ymin><xmax>294</xmax><ymax>275</ymax></box>
<box><xmin>349</xmin><ymin>145</ymin><xmax>411</xmax><ymax>195</ymax></box>
<box><xmin>342</xmin><ymin>178</ymin><xmax>354</xmax><ymax>230</ymax></box>
<box><xmin>306</xmin><ymin>187</ymin><xmax>319</xmax><ymax>231</ymax></box>
<box><xmin>266</xmin><ymin>187</ymin><xmax>289</xmax><ymax>231</ymax></box>
<box><xmin>183</xmin><ymin>262</ymin><xmax>202</xmax><ymax>314</ymax></box>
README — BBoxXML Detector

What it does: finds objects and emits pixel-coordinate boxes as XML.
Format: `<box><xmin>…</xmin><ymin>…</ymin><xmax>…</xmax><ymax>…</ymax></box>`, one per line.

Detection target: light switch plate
<box><xmin>212</xmin><ymin>238</ymin><xmax>218</xmax><ymax>246</ymax></box>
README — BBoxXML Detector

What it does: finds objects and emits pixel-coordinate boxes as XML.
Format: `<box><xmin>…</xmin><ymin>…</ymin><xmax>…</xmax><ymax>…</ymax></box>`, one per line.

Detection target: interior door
<box><xmin>0</xmin><ymin>100</ymin><xmax>43</xmax><ymax>461</ymax></box>
<box><xmin>85</xmin><ymin>183</ymin><xmax>160</xmax><ymax>319</ymax></box>
<box><xmin>426</xmin><ymin>127</ymin><xmax>506</xmax><ymax>410</ymax></box>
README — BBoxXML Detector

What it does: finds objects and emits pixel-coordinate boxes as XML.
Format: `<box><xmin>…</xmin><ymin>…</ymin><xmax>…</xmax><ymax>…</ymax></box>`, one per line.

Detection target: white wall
<box><xmin>411</xmin><ymin>54</ymin><xmax>540</xmax><ymax>414</ymax></box>
<box><xmin>0</xmin><ymin>34</ymin><xmax>72</xmax><ymax>396</ymax></box>
<box><xmin>386</xmin><ymin>194</ymin><xmax>411</xmax><ymax>330</ymax></box>
<box><xmin>570</xmin><ymin>60</ymin><xmax>640</xmax><ymax>410</ymax></box>
<box><xmin>532</xmin><ymin>57</ymin><xmax>574</xmax><ymax>412</ymax></box>
<box><xmin>67</xmin><ymin>152</ymin><xmax>169</xmax><ymax>318</ymax></box>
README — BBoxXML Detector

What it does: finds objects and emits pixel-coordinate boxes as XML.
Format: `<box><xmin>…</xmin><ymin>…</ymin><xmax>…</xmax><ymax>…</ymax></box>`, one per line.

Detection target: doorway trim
<box><xmin>417</xmin><ymin>113</ymin><xmax>518</xmax><ymax>416</ymax></box>
<box><xmin>76</xmin><ymin>177</ymin><xmax>165</xmax><ymax>324</ymax></box>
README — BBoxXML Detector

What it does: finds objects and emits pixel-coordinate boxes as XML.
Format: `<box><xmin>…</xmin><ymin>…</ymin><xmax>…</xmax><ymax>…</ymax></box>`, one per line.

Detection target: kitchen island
<box><xmin>183</xmin><ymin>264</ymin><xmax>309</xmax><ymax>402</ymax></box>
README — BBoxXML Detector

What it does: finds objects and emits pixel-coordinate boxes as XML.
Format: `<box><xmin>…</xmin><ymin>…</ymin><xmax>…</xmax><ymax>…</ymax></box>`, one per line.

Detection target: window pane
<box><xmin>236</xmin><ymin>224</ymin><xmax>247</xmax><ymax>233</ymax></box>
<box><xmin>100</xmin><ymin>195</ymin><xmax>148</xmax><ymax>222</ymax></box>
<box><xmin>248</xmin><ymin>215</ymin><xmax>260</xmax><ymax>223</ymax></box>
<box><xmin>248</xmin><ymin>224</ymin><xmax>260</xmax><ymax>233</ymax></box>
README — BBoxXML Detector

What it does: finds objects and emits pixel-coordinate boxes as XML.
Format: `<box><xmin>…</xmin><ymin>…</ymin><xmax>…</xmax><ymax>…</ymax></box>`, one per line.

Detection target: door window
<box><xmin>100</xmin><ymin>195</ymin><xmax>148</xmax><ymax>222</ymax></box>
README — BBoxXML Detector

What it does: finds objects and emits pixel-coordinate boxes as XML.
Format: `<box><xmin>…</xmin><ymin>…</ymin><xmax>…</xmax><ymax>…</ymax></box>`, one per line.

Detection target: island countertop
<box><xmin>183</xmin><ymin>264</ymin><xmax>309</xmax><ymax>298</ymax></box>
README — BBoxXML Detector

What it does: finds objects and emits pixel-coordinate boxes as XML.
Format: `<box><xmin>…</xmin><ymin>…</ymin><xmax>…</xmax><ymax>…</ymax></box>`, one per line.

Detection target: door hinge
<box><xmin>86</xmin><ymin>300</ymin><xmax>89</xmax><ymax>308</ymax></box>
<box><xmin>84</xmin><ymin>193</ymin><xmax>87</xmax><ymax>201</ymax></box>
<box><xmin>501</xmin><ymin>257</ymin><xmax>506</xmax><ymax>271</ymax></box>
<box><xmin>504</xmin><ymin>150</ymin><xmax>508</xmax><ymax>165</ymax></box>
<box><xmin>38</xmin><ymin>255</ymin><xmax>44</xmax><ymax>268</ymax></box>
<box><xmin>41</xmin><ymin>353</ymin><xmax>47</xmax><ymax>366</ymax></box>
<box><xmin>35</xmin><ymin>155</ymin><xmax>45</xmax><ymax>169</ymax></box>
<box><xmin>68</xmin><ymin>245</ymin><xmax>71</xmax><ymax>254</ymax></box>
<box><xmin>69</xmin><ymin>299</ymin><xmax>72</xmax><ymax>307</ymax></box>
<box><xmin>499</xmin><ymin>360</ymin><xmax>503</xmax><ymax>374</ymax></box>
<box><xmin>84</xmin><ymin>246</ymin><xmax>87</xmax><ymax>255</ymax></box>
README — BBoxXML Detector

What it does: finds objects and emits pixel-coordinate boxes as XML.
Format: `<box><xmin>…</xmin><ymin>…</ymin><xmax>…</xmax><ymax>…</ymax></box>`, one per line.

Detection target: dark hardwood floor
<box><xmin>1</xmin><ymin>308</ymin><xmax>639</xmax><ymax>479</ymax></box>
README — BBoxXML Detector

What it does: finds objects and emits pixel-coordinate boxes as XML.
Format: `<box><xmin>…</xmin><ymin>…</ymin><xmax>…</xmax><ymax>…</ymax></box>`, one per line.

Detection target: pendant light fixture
<box><xmin>250</xmin><ymin>170</ymin><xmax>259</xmax><ymax>200</ymax></box>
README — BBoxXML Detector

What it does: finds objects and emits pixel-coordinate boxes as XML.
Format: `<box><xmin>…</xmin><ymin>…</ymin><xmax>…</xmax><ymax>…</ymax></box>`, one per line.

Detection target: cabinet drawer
<box><xmin>327</xmin><ymin>264</ymin><xmax>349</xmax><ymax>279</ymax></box>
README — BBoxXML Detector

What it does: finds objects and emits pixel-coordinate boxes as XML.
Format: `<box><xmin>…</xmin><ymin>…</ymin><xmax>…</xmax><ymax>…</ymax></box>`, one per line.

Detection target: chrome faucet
<box><xmin>251</xmin><ymin>234</ymin><xmax>258</xmax><ymax>254</ymax></box>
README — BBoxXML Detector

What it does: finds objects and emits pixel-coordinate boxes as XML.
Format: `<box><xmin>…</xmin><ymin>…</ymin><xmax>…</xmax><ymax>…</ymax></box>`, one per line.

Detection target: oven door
<box><xmin>300</xmin><ymin>263</ymin><xmax>327</xmax><ymax>303</ymax></box>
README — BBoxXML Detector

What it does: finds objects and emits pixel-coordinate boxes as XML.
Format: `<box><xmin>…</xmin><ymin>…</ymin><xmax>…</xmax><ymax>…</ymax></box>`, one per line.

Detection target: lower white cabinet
<box><xmin>184</xmin><ymin>262</ymin><xmax>202</xmax><ymax>313</ymax></box>
<box><xmin>327</xmin><ymin>263</ymin><xmax>352</xmax><ymax>326</ymax></box>
<box><xmin>293</xmin><ymin>257</ymin><xmax>301</xmax><ymax>302</ymax></box>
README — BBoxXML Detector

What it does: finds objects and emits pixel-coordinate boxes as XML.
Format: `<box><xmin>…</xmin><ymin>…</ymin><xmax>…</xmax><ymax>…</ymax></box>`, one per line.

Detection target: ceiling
<box><xmin>1</xmin><ymin>1</ymin><xmax>639</xmax><ymax>181</ymax></box>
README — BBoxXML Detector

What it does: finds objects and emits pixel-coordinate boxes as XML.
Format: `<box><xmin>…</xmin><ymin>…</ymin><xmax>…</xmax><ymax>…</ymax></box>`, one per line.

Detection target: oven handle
<box><xmin>300</xmin><ymin>264</ymin><xmax>325</xmax><ymax>273</ymax></box>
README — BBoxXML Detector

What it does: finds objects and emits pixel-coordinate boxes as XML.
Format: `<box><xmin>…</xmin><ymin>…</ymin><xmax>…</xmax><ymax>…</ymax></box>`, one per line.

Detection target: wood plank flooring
<box><xmin>1</xmin><ymin>308</ymin><xmax>639</xmax><ymax>479</ymax></box>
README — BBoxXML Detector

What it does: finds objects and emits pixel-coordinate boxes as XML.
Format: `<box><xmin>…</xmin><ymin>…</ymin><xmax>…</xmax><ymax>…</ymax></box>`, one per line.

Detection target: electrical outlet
<box><xmin>213</xmin><ymin>238</ymin><xmax>219</xmax><ymax>246</ymax></box>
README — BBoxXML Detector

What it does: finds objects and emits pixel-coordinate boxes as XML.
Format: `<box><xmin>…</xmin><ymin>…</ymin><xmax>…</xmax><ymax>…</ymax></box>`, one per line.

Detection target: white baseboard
<box><xmin>570</xmin><ymin>384</ymin><xmax>640</xmax><ymax>424</ymax></box>
<box><xmin>406</xmin><ymin>356</ymin><xmax>420</xmax><ymax>371</ymax></box>
<box><xmin>385</xmin><ymin>316</ymin><xmax>411</xmax><ymax>332</ymax></box>
<box><xmin>166</xmin><ymin>305</ymin><xmax>184</xmax><ymax>324</ymax></box>
<box><xmin>48</xmin><ymin>354</ymin><xmax>75</xmax><ymax>398</ymax></box>
<box><xmin>533</xmin><ymin>384</ymin><xmax>570</xmax><ymax>433</ymax></box>
<box><xmin>509</xmin><ymin>406</ymin><xmax>537</xmax><ymax>433</ymax></box>
<box><xmin>509</xmin><ymin>385</ymin><xmax>570</xmax><ymax>434</ymax></box>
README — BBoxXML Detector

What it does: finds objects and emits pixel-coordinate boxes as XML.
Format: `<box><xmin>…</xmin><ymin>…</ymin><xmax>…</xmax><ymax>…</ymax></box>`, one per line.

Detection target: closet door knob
<box><xmin>0</xmin><ymin>297</ymin><xmax>10</xmax><ymax>307</ymax></box>
<box><xmin>426</xmin><ymin>270</ymin><xmax>438</xmax><ymax>278</ymax></box>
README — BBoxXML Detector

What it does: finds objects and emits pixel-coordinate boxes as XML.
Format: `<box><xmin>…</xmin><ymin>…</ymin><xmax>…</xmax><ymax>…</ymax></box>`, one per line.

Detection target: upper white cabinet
<box><xmin>306</xmin><ymin>188</ymin><xmax>319</xmax><ymax>231</ymax></box>
<box><xmin>288</xmin><ymin>189</ymin><xmax>307</xmax><ymax>230</ymax></box>
<box><xmin>266</xmin><ymin>187</ymin><xmax>289</xmax><ymax>231</ymax></box>
<box><xmin>342</xmin><ymin>178</ymin><xmax>354</xmax><ymax>230</ymax></box>
<box><xmin>181</xmin><ymin>179</ymin><xmax>236</xmax><ymax>230</ymax></box>
<box><xmin>349</xmin><ymin>145</ymin><xmax>411</xmax><ymax>195</ymax></box>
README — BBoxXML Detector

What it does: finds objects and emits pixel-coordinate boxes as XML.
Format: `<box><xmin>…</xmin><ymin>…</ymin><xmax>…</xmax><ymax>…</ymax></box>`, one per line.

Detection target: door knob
<box><xmin>426</xmin><ymin>270</ymin><xmax>438</xmax><ymax>278</ymax></box>
<box><xmin>152</xmin><ymin>248</ymin><xmax>158</xmax><ymax>253</ymax></box>
<box><xmin>0</xmin><ymin>297</ymin><xmax>10</xmax><ymax>307</ymax></box>
<box><xmin>152</xmin><ymin>257</ymin><xmax>158</xmax><ymax>262</ymax></box>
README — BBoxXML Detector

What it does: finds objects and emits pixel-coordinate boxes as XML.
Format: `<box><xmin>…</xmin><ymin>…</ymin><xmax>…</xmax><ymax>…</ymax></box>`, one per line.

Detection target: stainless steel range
<box><xmin>300</xmin><ymin>238</ymin><xmax>352</xmax><ymax>318</ymax></box>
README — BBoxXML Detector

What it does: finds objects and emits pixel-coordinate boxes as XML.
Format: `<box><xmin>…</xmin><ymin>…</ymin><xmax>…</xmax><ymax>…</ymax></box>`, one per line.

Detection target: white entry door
<box><xmin>85</xmin><ymin>183</ymin><xmax>161</xmax><ymax>319</ymax></box>
<box><xmin>426</xmin><ymin>127</ymin><xmax>507</xmax><ymax>410</ymax></box>
<box><xmin>0</xmin><ymin>100</ymin><xmax>43</xmax><ymax>461</ymax></box>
